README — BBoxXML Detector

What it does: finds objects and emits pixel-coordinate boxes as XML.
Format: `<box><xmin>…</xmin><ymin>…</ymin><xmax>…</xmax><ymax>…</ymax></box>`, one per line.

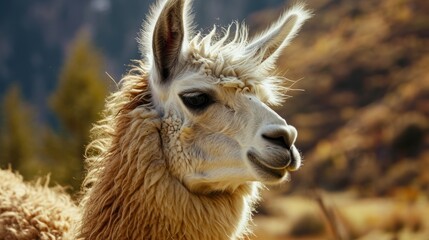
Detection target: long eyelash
<box><xmin>181</xmin><ymin>92</ymin><xmax>203</xmax><ymax>98</ymax></box>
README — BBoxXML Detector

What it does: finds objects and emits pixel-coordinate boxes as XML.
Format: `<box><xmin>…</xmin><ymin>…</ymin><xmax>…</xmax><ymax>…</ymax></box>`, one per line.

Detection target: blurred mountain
<box><xmin>0</xmin><ymin>0</ymin><xmax>92</xmax><ymax>122</ymax></box>
<box><xmin>248</xmin><ymin>0</ymin><xmax>429</xmax><ymax>194</ymax></box>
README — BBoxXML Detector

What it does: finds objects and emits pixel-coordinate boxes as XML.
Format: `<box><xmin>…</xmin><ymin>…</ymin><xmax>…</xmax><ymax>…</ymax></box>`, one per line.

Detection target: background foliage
<box><xmin>0</xmin><ymin>32</ymin><xmax>107</xmax><ymax>192</ymax></box>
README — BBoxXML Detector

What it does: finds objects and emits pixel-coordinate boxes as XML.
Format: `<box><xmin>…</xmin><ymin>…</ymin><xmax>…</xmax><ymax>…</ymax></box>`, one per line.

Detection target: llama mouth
<box><xmin>247</xmin><ymin>146</ymin><xmax>302</xmax><ymax>179</ymax></box>
<box><xmin>247</xmin><ymin>150</ymin><xmax>286</xmax><ymax>179</ymax></box>
<box><xmin>287</xmin><ymin>145</ymin><xmax>302</xmax><ymax>171</ymax></box>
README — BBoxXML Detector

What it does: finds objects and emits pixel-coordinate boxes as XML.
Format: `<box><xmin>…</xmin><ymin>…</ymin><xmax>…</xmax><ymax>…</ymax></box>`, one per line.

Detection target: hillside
<box><xmin>249</xmin><ymin>0</ymin><xmax>428</xmax><ymax>192</ymax></box>
<box><xmin>247</xmin><ymin>0</ymin><xmax>429</xmax><ymax>239</ymax></box>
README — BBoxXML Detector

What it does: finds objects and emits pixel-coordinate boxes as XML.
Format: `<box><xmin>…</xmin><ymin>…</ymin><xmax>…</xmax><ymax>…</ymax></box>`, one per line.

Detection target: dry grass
<box><xmin>250</xmin><ymin>190</ymin><xmax>429</xmax><ymax>240</ymax></box>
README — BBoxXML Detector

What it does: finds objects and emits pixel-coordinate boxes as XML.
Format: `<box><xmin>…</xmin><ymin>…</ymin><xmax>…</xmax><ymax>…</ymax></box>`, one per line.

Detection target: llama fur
<box><xmin>0</xmin><ymin>0</ymin><xmax>310</xmax><ymax>239</ymax></box>
<box><xmin>0</xmin><ymin>170</ymin><xmax>79</xmax><ymax>240</ymax></box>
<box><xmin>77</xmin><ymin>64</ymin><xmax>260</xmax><ymax>239</ymax></box>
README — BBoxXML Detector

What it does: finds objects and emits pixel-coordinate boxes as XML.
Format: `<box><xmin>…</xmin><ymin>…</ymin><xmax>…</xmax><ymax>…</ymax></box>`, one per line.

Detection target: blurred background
<box><xmin>0</xmin><ymin>0</ymin><xmax>428</xmax><ymax>239</ymax></box>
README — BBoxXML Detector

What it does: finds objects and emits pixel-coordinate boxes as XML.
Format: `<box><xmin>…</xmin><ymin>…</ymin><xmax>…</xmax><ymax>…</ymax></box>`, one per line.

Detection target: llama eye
<box><xmin>180</xmin><ymin>92</ymin><xmax>213</xmax><ymax>111</ymax></box>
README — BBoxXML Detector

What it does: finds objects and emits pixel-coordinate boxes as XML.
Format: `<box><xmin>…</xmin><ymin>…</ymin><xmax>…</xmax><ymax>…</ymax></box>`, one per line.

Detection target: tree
<box><xmin>48</xmin><ymin>31</ymin><xmax>108</xmax><ymax>191</ymax></box>
<box><xmin>0</xmin><ymin>86</ymin><xmax>40</xmax><ymax>177</ymax></box>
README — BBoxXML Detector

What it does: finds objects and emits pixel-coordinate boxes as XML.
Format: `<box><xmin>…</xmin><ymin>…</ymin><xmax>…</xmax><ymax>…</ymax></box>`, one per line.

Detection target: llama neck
<box><xmin>78</xmin><ymin>109</ymin><xmax>260</xmax><ymax>240</ymax></box>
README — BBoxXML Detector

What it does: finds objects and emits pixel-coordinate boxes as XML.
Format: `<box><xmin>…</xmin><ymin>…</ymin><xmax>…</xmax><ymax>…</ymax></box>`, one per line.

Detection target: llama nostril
<box><xmin>262</xmin><ymin>125</ymin><xmax>297</xmax><ymax>149</ymax></box>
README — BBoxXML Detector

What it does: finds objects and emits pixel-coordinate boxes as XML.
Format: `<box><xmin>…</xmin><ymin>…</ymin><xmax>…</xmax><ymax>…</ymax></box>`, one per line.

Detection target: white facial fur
<box><xmin>156</xmin><ymin>72</ymin><xmax>300</xmax><ymax>193</ymax></box>
<box><xmin>143</xmin><ymin>0</ymin><xmax>310</xmax><ymax>193</ymax></box>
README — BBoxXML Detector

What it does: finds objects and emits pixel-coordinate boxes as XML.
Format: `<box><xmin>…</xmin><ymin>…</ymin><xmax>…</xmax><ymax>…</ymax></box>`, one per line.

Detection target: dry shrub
<box><xmin>387</xmin><ymin>113</ymin><xmax>428</xmax><ymax>159</ymax></box>
<box><xmin>289</xmin><ymin>213</ymin><xmax>325</xmax><ymax>237</ymax></box>
<box><xmin>375</xmin><ymin>161</ymin><xmax>419</xmax><ymax>196</ymax></box>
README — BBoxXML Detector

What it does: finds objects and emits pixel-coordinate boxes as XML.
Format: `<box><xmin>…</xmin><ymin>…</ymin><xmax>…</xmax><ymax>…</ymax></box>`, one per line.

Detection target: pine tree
<box><xmin>0</xmin><ymin>86</ymin><xmax>40</xmax><ymax>176</ymax></box>
<box><xmin>48</xmin><ymin>31</ymin><xmax>108</xmax><ymax>191</ymax></box>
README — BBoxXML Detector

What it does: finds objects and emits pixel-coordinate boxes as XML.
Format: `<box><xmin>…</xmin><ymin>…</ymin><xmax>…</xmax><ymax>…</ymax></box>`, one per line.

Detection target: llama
<box><xmin>0</xmin><ymin>0</ymin><xmax>310</xmax><ymax>239</ymax></box>
<box><xmin>0</xmin><ymin>170</ymin><xmax>80</xmax><ymax>239</ymax></box>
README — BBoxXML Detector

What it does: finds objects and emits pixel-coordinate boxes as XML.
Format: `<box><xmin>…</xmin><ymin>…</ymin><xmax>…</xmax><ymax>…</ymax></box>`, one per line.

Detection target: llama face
<box><xmin>159</xmin><ymin>74</ymin><xmax>302</xmax><ymax>192</ymax></box>
<box><xmin>144</xmin><ymin>0</ymin><xmax>310</xmax><ymax>193</ymax></box>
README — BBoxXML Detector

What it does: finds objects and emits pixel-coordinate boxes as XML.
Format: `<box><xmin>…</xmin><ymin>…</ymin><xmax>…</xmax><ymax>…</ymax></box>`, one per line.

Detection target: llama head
<box><xmin>140</xmin><ymin>0</ymin><xmax>310</xmax><ymax>193</ymax></box>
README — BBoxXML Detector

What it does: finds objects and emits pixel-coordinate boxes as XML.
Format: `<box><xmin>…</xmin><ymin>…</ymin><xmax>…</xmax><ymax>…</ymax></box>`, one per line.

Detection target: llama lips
<box><xmin>286</xmin><ymin>145</ymin><xmax>302</xmax><ymax>171</ymax></box>
<box><xmin>247</xmin><ymin>149</ymin><xmax>293</xmax><ymax>179</ymax></box>
<box><xmin>247</xmin><ymin>152</ymin><xmax>285</xmax><ymax>179</ymax></box>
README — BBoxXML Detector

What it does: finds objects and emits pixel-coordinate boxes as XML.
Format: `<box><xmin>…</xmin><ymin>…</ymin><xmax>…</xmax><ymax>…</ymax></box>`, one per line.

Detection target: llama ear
<box><xmin>152</xmin><ymin>0</ymin><xmax>187</xmax><ymax>83</ymax></box>
<box><xmin>246</xmin><ymin>5</ymin><xmax>311</xmax><ymax>64</ymax></box>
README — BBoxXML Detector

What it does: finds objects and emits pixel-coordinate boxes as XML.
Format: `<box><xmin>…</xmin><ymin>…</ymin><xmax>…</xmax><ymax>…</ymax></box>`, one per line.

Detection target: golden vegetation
<box><xmin>248</xmin><ymin>0</ymin><xmax>429</xmax><ymax>239</ymax></box>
